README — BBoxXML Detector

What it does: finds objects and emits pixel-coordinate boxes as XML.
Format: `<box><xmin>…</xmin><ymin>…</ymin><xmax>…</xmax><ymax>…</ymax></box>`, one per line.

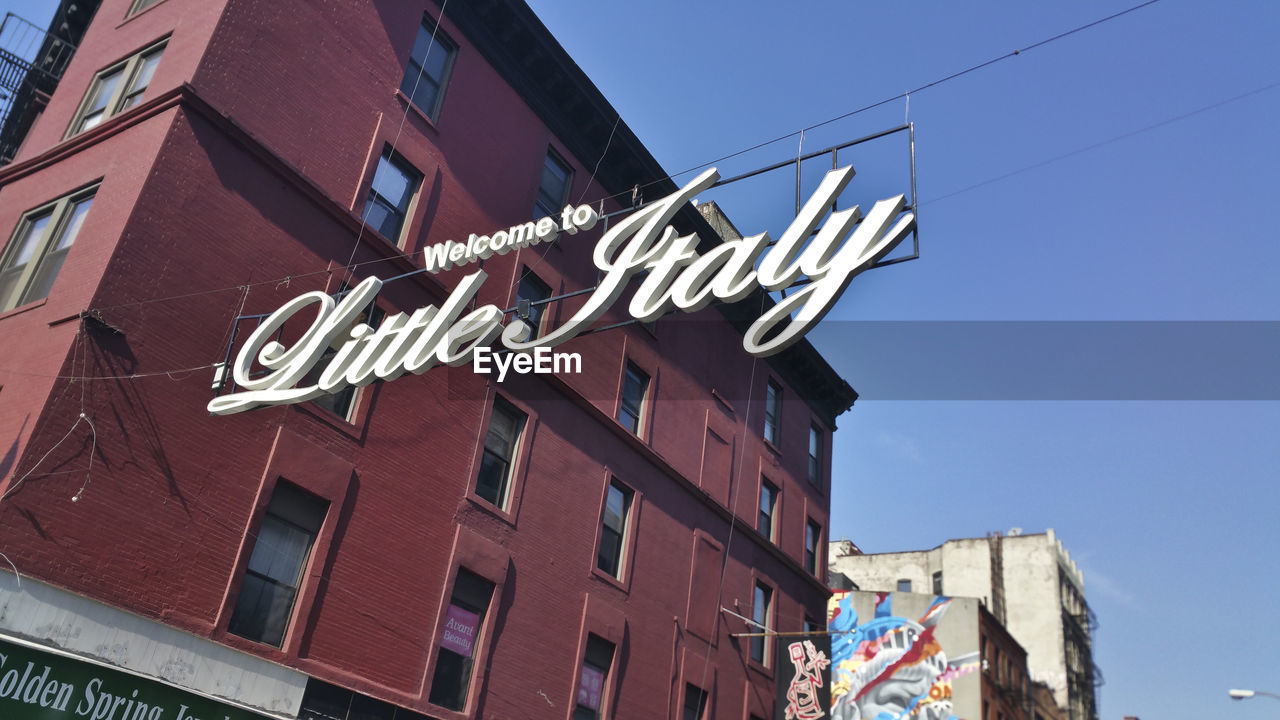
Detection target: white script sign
<box><xmin>208</xmin><ymin>166</ymin><xmax>913</xmax><ymax>415</ymax></box>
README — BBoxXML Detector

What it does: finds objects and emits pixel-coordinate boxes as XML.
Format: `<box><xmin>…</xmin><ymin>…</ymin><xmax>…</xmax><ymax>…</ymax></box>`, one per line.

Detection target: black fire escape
<box><xmin>0</xmin><ymin>2</ymin><xmax>100</xmax><ymax>166</ymax></box>
<box><xmin>1061</xmin><ymin>573</ymin><xmax>1103</xmax><ymax>720</ymax></box>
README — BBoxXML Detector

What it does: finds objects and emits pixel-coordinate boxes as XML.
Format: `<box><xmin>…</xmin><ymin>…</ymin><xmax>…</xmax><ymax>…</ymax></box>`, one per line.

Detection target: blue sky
<box><xmin>521</xmin><ymin>1</ymin><xmax>1279</xmax><ymax>718</ymax></box>
<box><xmin>4</xmin><ymin>0</ymin><xmax>1278</xmax><ymax>718</ymax></box>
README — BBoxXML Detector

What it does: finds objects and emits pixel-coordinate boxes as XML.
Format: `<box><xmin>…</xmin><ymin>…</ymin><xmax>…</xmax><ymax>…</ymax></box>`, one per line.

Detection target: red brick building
<box><xmin>0</xmin><ymin>1</ymin><xmax>856</xmax><ymax>719</ymax></box>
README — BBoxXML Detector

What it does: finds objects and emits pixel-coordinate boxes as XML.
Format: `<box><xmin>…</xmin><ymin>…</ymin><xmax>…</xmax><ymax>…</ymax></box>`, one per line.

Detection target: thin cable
<box><xmin>514</xmin><ymin>113</ymin><xmax>624</xmax><ymax>297</ymax></box>
<box><xmin>0</xmin><ymin>363</ymin><xmax>219</xmax><ymax>382</ymax></box>
<box><xmin>69</xmin><ymin>415</ymin><xmax>96</xmax><ymax>503</ymax></box>
<box><xmin>0</xmin><ymin>551</ymin><xmax>19</xmax><ymax>590</ymax></box>
<box><xmin>647</xmin><ymin>0</ymin><xmax>1164</xmax><ymax>190</ymax></box>
<box><xmin>343</xmin><ymin>0</ymin><xmax>451</xmax><ymax>273</ymax></box>
<box><xmin>923</xmin><ymin>78</ymin><xmax>1280</xmax><ymax>206</ymax></box>
<box><xmin>697</xmin><ymin>292</ymin><xmax>767</xmax><ymax>693</ymax></box>
<box><xmin>1</xmin><ymin>414</ymin><xmax>89</xmax><ymax>502</ymax></box>
<box><xmin>40</xmin><ymin>0</ymin><xmax>1160</xmax><ymax>326</ymax></box>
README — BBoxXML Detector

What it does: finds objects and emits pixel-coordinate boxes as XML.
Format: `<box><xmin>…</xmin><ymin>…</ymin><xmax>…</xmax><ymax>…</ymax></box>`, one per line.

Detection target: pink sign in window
<box><xmin>440</xmin><ymin>604</ymin><xmax>480</xmax><ymax>657</ymax></box>
<box><xmin>577</xmin><ymin>665</ymin><xmax>604</xmax><ymax>710</ymax></box>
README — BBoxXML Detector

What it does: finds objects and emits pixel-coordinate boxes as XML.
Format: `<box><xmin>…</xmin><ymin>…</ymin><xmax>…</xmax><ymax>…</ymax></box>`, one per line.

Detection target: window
<box><xmin>0</xmin><ymin>189</ymin><xmax>94</xmax><ymax>311</ymax></box>
<box><xmin>764</xmin><ymin>380</ymin><xmax>781</xmax><ymax>445</ymax></box>
<box><xmin>572</xmin><ymin>634</ymin><xmax>615</xmax><ymax>720</ymax></box>
<box><xmin>808</xmin><ymin>424</ymin><xmax>822</xmax><ymax>486</ymax></box>
<box><xmin>757</xmin><ymin>478</ymin><xmax>777</xmax><ymax>541</ymax></box>
<box><xmin>70</xmin><ymin>42</ymin><xmax>164</xmax><ymax>135</ymax></box>
<box><xmin>750</xmin><ymin>582</ymin><xmax>772</xmax><ymax>665</ymax></box>
<box><xmin>309</xmin><ymin>290</ymin><xmax>384</xmax><ymax>421</ymax></box>
<box><xmin>897</xmin><ymin>578</ymin><xmax>912</xmax><ymax>592</ymax></box>
<box><xmin>682</xmin><ymin>684</ymin><xmax>708</xmax><ymax>720</ymax></box>
<box><xmin>514</xmin><ymin>270</ymin><xmax>551</xmax><ymax>338</ymax></box>
<box><xmin>399</xmin><ymin>15</ymin><xmax>456</xmax><ymax>121</ymax></box>
<box><xmin>127</xmin><ymin>0</ymin><xmax>163</xmax><ymax>16</ymax></box>
<box><xmin>534</xmin><ymin>149</ymin><xmax>572</xmax><ymax>219</ymax></box>
<box><xmin>475</xmin><ymin>398</ymin><xmax>525</xmax><ymax>509</ymax></box>
<box><xmin>617</xmin><ymin>362</ymin><xmax>649</xmax><ymax>435</ymax></box>
<box><xmin>299</xmin><ymin>679</ymin><xmax>433</xmax><ymax>720</ymax></box>
<box><xmin>932</xmin><ymin>571</ymin><xmax>943</xmax><ymax>596</ymax></box>
<box><xmin>228</xmin><ymin>482</ymin><xmax>328</xmax><ymax>647</ymax></box>
<box><xmin>805</xmin><ymin>520</ymin><xmax>821</xmax><ymax>574</ymax></box>
<box><xmin>429</xmin><ymin>568</ymin><xmax>495</xmax><ymax>711</ymax></box>
<box><xmin>596</xmin><ymin>479</ymin><xmax>633</xmax><ymax>579</ymax></box>
<box><xmin>362</xmin><ymin>150</ymin><xmax>421</xmax><ymax>246</ymax></box>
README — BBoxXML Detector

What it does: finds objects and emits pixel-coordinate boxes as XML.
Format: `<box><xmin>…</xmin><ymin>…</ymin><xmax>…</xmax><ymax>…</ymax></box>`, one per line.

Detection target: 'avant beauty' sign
<box><xmin>208</xmin><ymin>166</ymin><xmax>913</xmax><ymax>415</ymax></box>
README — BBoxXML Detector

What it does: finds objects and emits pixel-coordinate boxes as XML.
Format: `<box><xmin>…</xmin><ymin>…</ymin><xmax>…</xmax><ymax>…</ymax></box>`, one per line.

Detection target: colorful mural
<box><xmin>827</xmin><ymin>592</ymin><xmax>979</xmax><ymax>720</ymax></box>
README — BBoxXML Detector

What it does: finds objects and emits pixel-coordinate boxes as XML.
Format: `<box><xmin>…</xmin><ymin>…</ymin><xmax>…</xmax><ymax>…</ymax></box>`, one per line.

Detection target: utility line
<box><xmin>62</xmin><ymin>0</ymin><xmax>1165</xmax><ymax>321</ymax></box>
<box><xmin>637</xmin><ymin>0</ymin><xmax>1166</xmax><ymax>195</ymax></box>
<box><xmin>922</xmin><ymin>78</ymin><xmax>1280</xmax><ymax>206</ymax></box>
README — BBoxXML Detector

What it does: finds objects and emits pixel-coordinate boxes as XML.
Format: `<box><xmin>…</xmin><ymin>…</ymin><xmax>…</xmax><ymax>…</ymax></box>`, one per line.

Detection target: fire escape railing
<box><xmin>0</xmin><ymin>11</ymin><xmax>80</xmax><ymax>165</ymax></box>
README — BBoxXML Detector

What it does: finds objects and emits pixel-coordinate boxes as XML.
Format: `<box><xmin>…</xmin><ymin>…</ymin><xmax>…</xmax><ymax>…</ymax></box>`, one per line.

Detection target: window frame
<box><xmin>681</xmin><ymin>683</ymin><xmax>709</xmax><ymax>720</ymax></box>
<box><xmin>807</xmin><ymin>424</ymin><xmax>823</xmax><ymax>487</ymax></box>
<box><xmin>362</xmin><ymin>148</ymin><xmax>422</xmax><ymax>248</ymax></box>
<box><xmin>399</xmin><ymin>13</ymin><xmax>458</xmax><ymax>123</ymax></box>
<box><xmin>593</xmin><ymin>477</ymin><xmax>637</xmax><ymax>586</ymax></box>
<box><xmin>572</xmin><ymin>633</ymin><xmax>616</xmax><ymax>720</ymax></box>
<box><xmin>226</xmin><ymin>481</ymin><xmax>329</xmax><ymax>649</ymax></box>
<box><xmin>763</xmin><ymin>380</ymin><xmax>782</xmax><ymax>446</ymax></box>
<box><xmin>67</xmin><ymin>40</ymin><xmax>166</xmax><ymax>137</ymax></box>
<box><xmin>126</xmin><ymin>0</ymin><xmax>164</xmax><ymax>16</ymax></box>
<box><xmin>472</xmin><ymin>396</ymin><xmax>527</xmax><ymax>511</ymax></box>
<box><xmin>534</xmin><ymin>147</ymin><xmax>573</xmax><ymax>220</ymax></box>
<box><xmin>804</xmin><ymin>519</ymin><xmax>821</xmax><ymax>575</ymax></box>
<box><xmin>427</xmin><ymin>567</ymin><xmax>496</xmax><ymax>713</ymax></box>
<box><xmin>514</xmin><ymin>268</ymin><xmax>552</xmax><ymax>339</ymax></box>
<box><xmin>897</xmin><ymin>578</ymin><xmax>912</xmax><ymax>592</ymax></box>
<box><xmin>304</xmin><ymin>285</ymin><xmax>386</xmax><ymax>424</ymax></box>
<box><xmin>749</xmin><ymin>581</ymin><xmax>773</xmax><ymax>667</ymax></box>
<box><xmin>757</xmin><ymin>477</ymin><xmax>778</xmax><ymax>542</ymax></box>
<box><xmin>0</xmin><ymin>185</ymin><xmax>97</xmax><ymax>312</ymax></box>
<box><xmin>616</xmin><ymin>361</ymin><xmax>650</xmax><ymax>437</ymax></box>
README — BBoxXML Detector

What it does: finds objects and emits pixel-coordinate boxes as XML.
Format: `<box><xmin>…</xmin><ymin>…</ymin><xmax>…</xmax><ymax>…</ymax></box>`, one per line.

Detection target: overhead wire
<box><xmin>642</xmin><ymin>0</ymin><xmax>1166</xmax><ymax>194</ymax></box>
<box><xmin>342</xmin><ymin>0</ymin><xmax>452</xmax><ymax>274</ymax></box>
<box><xmin>3</xmin><ymin>74</ymin><xmax>1267</xmax><ymax>386</ymax></box>
<box><xmin>37</xmin><ymin>0</ymin><xmax>1164</xmax><ymax>326</ymax></box>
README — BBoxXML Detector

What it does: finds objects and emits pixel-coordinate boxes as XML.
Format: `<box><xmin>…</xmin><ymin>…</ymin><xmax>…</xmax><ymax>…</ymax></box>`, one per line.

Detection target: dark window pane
<box><xmin>228</xmin><ymin>483</ymin><xmax>327</xmax><ymax>647</ymax></box>
<box><xmin>428</xmin><ymin>648</ymin><xmax>469</xmax><ymax>710</ymax></box>
<box><xmin>596</xmin><ymin>481</ymin><xmax>631</xmax><ymax>578</ymax></box>
<box><xmin>534</xmin><ymin>150</ymin><xmax>572</xmax><ymax>218</ymax></box>
<box><xmin>401</xmin><ymin>18</ymin><xmax>455</xmax><ymax>119</ymax></box>
<box><xmin>429</xmin><ymin>569</ymin><xmax>494</xmax><ymax>711</ymax></box>
<box><xmin>227</xmin><ymin>572</ymin><xmax>294</xmax><ymax>648</ymax></box>
<box><xmin>805</xmin><ymin>521</ymin><xmax>820</xmax><ymax>574</ymax></box>
<box><xmin>515</xmin><ymin>271</ymin><xmax>551</xmax><ymax>337</ymax></box>
<box><xmin>364</xmin><ymin>153</ymin><xmax>420</xmax><ymax>243</ymax></box>
<box><xmin>618</xmin><ymin>364</ymin><xmax>648</xmax><ymax>434</ymax></box>
<box><xmin>758</xmin><ymin>481</ymin><xmax>776</xmax><ymax>540</ymax></box>
<box><xmin>682</xmin><ymin>684</ymin><xmax>707</xmax><ymax>720</ymax></box>
<box><xmin>751</xmin><ymin>583</ymin><xmax>771</xmax><ymax>664</ymax></box>
<box><xmin>298</xmin><ymin>680</ymin><xmax>353</xmax><ymax>720</ymax></box>
<box><xmin>475</xmin><ymin>400</ymin><xmax>525</xmax><ymax>508</ymax></box>
<box><xmin>764</xmin><ymin>381</ymin><xmax>781</xmax><ymax>444</ymax></box>
<box><xmin>808</xmin><ymin>425</ymin><xmax>822</xmax><ymax>486</ymax></box>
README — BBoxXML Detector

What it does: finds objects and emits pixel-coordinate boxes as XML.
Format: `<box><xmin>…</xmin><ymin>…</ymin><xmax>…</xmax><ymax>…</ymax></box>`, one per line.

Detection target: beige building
<box><xmin>829</xmin><ymin>530</ymin><xmax>1097</xmax><ymax>720</ymax></box>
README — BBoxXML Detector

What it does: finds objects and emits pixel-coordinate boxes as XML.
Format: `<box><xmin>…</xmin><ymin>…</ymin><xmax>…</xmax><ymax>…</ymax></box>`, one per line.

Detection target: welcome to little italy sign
<box><xmin>209</xmin><ymin>165</ymin><xmax>913</xmax><ymax>415</ymax></box>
